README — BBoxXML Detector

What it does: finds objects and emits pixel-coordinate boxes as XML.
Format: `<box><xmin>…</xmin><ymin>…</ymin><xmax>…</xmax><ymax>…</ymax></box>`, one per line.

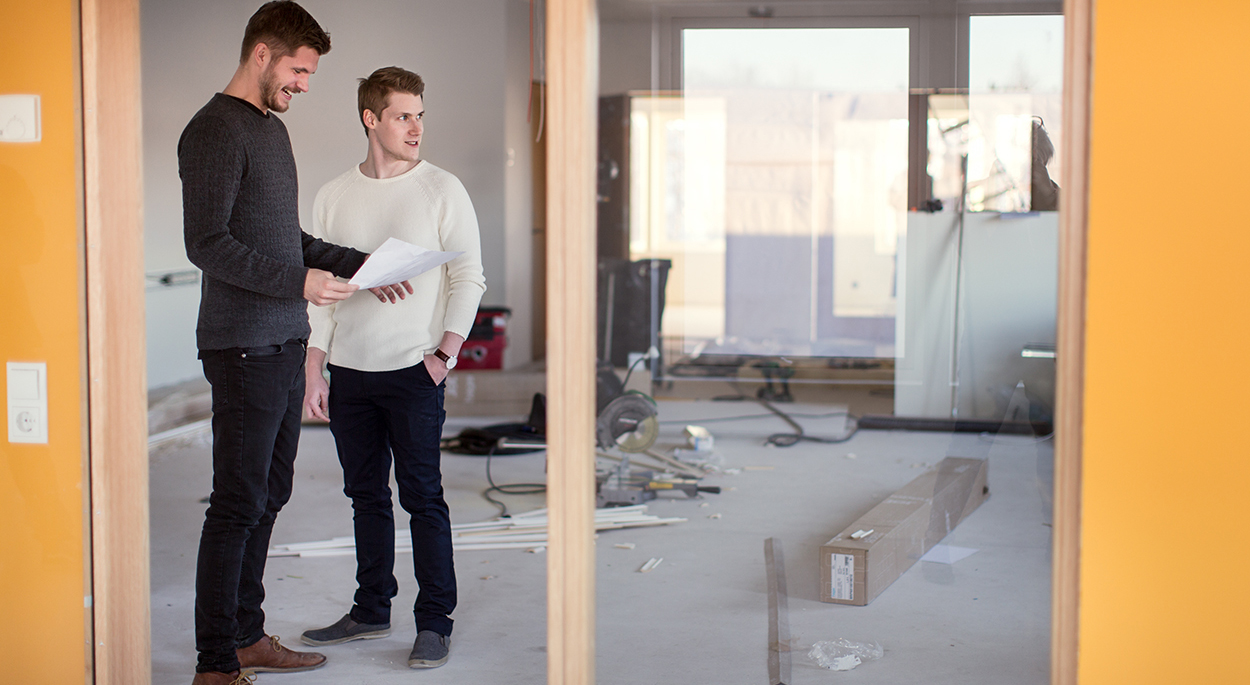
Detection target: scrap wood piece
<box><xmin>642</xmin><ymin>448</ymin><xmax>706</xmax><ymax>477</ymax></box>
<box><xmin>445</xmin><ymin>533</ymin><xmax>551</xmax><ymax>544</ymax></box>
<box><xmin>293</xmin><ymin>539</ymin><xmax>545</xmax><ymax>556</ymax></box>
<box><xmin>596</xmin><ymin>450</ymin><xmax>704</xmax><ymax>478</ymax></box>
<box><xmin>765</xmin><ymin>537</ymin><xmax>792</xmax><ymax>685</ymax></box>
<box><xmin>595</xmin><ymin>517</ymin><xmax>687</xmax><ymax>531</ymax></box>
<box><xmin>270</xmin><ymin>504</ymin><xmax>685</xmax><ymax>558</ymax></box>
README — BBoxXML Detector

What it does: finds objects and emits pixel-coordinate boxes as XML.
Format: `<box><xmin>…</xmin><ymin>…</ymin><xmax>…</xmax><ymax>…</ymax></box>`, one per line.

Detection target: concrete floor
<box><xmin>150</xmin><ymin>400</ymin><xmax>1052</xmax><ymax>684</ymax></box>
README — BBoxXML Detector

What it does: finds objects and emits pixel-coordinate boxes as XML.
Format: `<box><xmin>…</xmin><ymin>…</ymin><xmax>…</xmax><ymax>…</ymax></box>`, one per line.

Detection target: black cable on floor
<box><xmin>757</xmin><ymin>399</ymin><xmax>860</xmax><ymax>447</ymax></box>
<box><xmin>977</xmin><ymin>430</ymin><xmax>1055</xmax><ymax>444</ymax></box>
<box><xmin>657</xmin><ymin>409</ymin><xmax>850</xmax><ymax>425</ymax></box>
<box><xmin>481</xmin><ymin>444</ymin><xmax>546</xmax><ymax>518</ymax></box>
<box><xmin>619</xmin><ymin>352</ymin><xmax>650</xmax><ymax>389</ymax></box>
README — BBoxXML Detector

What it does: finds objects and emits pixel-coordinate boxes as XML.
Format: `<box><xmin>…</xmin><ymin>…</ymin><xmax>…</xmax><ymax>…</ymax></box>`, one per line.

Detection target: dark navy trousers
<box><xmin>327</xmin><ymin>360</ymin><xmax>456</xmax><ymax>637</ymax></box>
<box><xmin>195</xmin><ymin>339</ymin><xmax>306</xmax><ymax>674</ymax></box>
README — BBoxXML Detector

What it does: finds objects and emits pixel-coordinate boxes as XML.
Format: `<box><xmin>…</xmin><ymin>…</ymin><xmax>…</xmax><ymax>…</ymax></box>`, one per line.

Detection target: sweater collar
<box><xmin>218</xmin><ymin>93</ymin><xmax>270</xmax><ymax>119</ymax></box>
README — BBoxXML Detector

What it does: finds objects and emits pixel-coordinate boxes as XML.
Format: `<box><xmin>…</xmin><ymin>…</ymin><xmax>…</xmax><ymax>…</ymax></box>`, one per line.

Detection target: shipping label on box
<box><xmin>819</xmin><ymin>456</ymin><xmax>988</xmax><ymax>605</ymax></box>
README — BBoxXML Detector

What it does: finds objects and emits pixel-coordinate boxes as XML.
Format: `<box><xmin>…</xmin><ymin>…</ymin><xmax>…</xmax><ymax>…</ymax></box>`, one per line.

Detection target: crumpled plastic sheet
<box><xmin>807</xmin><ymin>638</ymin><xmax>884</xmax><ymax>671</ymax></box>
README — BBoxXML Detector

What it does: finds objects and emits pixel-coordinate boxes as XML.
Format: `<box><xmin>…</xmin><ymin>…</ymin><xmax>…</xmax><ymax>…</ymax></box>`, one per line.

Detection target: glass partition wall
<box><xmin>636</xmin><ymin>27</ymin><xmax>910</xmax><ymax>361</ymax></box>
<box><xmin>593</xmin><ymin>5</ymin><xmax>1061</xmax><ymax>683</ymax></box>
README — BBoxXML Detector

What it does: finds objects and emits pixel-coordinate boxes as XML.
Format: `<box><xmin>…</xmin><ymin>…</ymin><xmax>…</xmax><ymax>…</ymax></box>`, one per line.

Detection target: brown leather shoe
<box><xmin>191</xmin><ymin>670</ymin><xmax>254</xmax><ymax>685</ymax></box>
<box><xmin>237</xmin><ymin>634</ymin><xmax>327</xmax><ymax>673</ymax></box>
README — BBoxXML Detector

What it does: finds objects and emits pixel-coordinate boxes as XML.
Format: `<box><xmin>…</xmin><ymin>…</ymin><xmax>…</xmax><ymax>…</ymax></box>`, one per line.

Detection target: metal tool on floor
<box><xmin>594</xmin><ymin>360</ymin><xmax>660</xmax><ymax>453</ymax></box>
<box><xmin>482</xmin><ymin>362</ymin><xmax>662</xmax><ymax>455</ymax></box>
<box><xmin>596</xmin><ymin>457</ymin><xmax>720</xmax><ymax>507</ymax></box>
<box><xmin>592</xmin><ymin>361</ymin><xmax>722</xmax><ymax>506</ymax></box>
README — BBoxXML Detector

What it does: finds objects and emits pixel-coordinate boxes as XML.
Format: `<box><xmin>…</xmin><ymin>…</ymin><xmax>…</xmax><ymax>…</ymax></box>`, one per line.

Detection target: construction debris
<box><xmin>682</xmin><ymin>425</ymin><xmax>713</xmax><ymax>452</ymax></box>
<box><xmin>269</xmin><ymin>505</ymin><xmax>686</xmax><ymax>558</ymax></box>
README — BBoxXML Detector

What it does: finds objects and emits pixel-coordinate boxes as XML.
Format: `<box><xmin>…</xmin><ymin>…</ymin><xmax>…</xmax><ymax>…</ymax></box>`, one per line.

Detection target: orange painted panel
<box><xmin>0</xmin><ymin>1</ymin><xmax>89</xmax><ymax>683</ymax></box>
<box><xmin>1082</xmin><ymin>0</ymin><xmax>1250</xmax><ymax>682</ymax></box>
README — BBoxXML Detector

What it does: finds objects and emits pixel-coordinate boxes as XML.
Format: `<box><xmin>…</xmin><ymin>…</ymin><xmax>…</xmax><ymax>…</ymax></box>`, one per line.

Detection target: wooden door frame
<box><xmin>542</xmin><ymin>1</ymin><xmax>1092</xmax><ymax>684</ymax></box>
<box><xmin>544</xmin><ymin>1</ymin><xmax>599</xmax><ymax>684</ymax></box>
<box><xmin>1051</xmin><ymin>0</ymin><xmax>1091</xmax><ymax>683</ymax></box>
<box><xmin>81</xmin><ymin>0</ymin><xmax>151</xmax><ymax>682</ymax></box>
<box><xmin>82</xmin><ymin>0</ymin><xmax>1088</xmax><ymax>680</ymax></box>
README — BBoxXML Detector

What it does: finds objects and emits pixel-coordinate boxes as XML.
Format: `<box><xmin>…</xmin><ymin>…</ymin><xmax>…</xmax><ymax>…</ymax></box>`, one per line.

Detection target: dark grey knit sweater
<box><xmin>179</xmin><ymin>94</ymin><xmax>367</xmax><ymax>350</ymax></box>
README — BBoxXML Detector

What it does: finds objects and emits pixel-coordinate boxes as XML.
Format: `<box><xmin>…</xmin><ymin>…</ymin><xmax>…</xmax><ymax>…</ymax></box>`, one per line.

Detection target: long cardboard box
<box><xmin>819</xmin><ymin>456</ymin><xmax>989</xmax><ymax>605</ymax></box>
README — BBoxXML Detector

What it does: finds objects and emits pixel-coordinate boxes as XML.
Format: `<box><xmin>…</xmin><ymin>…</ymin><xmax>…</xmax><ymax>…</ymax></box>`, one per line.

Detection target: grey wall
<box><xmin>600</xmin><ymin>19</ymin><xmax>652</xmax><ymax>95</ymax></box>
<box><xmin>142</xmin><ymin>0</ymin><xmax>532</xmax><ymax>388</ymax></box>
<box><xmin>895</xmin><ymin>211</ymin><xmax>1058</xmax><ymax>420</ymax></box>
<box><xmin>502</xmin><ymin>0</ymin><xmax>535</xmax><ymax>367</ymax></box>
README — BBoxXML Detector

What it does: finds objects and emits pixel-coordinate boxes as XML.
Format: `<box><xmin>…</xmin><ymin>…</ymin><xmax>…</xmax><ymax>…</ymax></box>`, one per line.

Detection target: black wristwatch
<box><xmin>432</xmin><ymin>348</ymin><xmax>458</xmax><ymax>370</ymax></box>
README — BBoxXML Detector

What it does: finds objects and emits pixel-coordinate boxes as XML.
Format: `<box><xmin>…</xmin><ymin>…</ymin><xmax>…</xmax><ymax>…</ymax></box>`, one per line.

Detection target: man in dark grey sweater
<box><xmin>178</xmin><ymin>3</ymin><xmax>407</xmax><ymax>683</ymax></box>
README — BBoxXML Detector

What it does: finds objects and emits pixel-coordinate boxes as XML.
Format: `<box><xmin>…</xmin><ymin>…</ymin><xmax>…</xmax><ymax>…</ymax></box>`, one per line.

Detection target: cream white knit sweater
<box><xmin>308</xmin><ymin>161</ymin><xmax>486</xmax><ymax>372</ymax></box>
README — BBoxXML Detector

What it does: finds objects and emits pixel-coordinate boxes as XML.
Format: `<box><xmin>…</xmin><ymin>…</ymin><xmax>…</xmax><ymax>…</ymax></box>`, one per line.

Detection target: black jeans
<box><xmin>195</xmin><ymin>339</ymin><xmax>306</xmax><ymax>673</ymax></box>
<box><xmin>327</xmin><ymin>360</ymin><xmax>456</xmax><ymax>636</ymax></box>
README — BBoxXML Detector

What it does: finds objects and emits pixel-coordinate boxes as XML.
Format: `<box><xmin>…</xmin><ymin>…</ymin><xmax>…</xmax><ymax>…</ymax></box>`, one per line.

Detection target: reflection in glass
<box><xmin>629</xmin><ymin>28</ymin><xmax>910</xmax><ymax>364</ymax></box>
<box><xmin>960</xmin><ymin>15</ymin><xmax>1065</xmax><ymax>212</ymax></box>
<box><xmin>594</xmin><ymin>9</ymin><xmax>1062</xmax><ymax>685</ymax></box>
<box><xmin>897</xmin><ymin>15</ymin><xmax>1066</xmax><ymax>421</ymax></box>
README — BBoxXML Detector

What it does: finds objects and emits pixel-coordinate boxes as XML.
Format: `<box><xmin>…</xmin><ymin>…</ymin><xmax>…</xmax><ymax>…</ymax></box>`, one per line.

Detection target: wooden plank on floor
<box><xmin>765</xmin><ymin>537</ymin><xmax>792</xmax><ymax>685</ymax></box>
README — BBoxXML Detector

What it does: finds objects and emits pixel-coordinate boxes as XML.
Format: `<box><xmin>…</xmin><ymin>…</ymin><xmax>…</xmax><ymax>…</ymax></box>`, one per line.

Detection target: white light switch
<box><xmin>8</xmin><ymin>362</ymin><xmax>48</xmax><ymax>444</ymax></box>
<box><xmin>0</xmin><ymin>94</ymin><xmax>41</xmax><ymax>143</ymax></box>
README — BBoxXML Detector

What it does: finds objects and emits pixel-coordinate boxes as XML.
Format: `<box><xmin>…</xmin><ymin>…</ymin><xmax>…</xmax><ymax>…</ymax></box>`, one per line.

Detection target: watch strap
<box><xmin>433</xmin><ymin>348</ymin><xmax>456</xmax><ymax>367</ymax></box>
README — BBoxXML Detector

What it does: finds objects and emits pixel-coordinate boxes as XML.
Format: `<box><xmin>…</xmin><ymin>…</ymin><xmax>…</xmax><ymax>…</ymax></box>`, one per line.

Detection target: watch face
<box><xmin>433</xmin><ymin>348</ymin><xmax>457</xmax><ymax>369</ymax></box>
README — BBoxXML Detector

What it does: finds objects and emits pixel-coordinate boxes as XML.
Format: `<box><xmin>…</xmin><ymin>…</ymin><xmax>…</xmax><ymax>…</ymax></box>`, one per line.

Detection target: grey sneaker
<box><xmin>301</xmin><ymin>614</ymin><xmax>391</xmax><ymax>646</ymax></box>
<box><xmin>407</xmin><ymin>630</ymin><xmax>450</xmax><ymax>668</ymax></box>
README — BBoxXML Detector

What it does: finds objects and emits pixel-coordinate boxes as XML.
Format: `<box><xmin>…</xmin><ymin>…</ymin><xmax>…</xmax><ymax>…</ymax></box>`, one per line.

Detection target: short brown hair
<box><xmin>357</xmin><ymin>67</ymin><xmax>426</xmax><ymax>135</ymax></box>
<box><xmin>239</xmin><ymin>1</ymin><xmax>331</xmax><ymax>64</ymax></box>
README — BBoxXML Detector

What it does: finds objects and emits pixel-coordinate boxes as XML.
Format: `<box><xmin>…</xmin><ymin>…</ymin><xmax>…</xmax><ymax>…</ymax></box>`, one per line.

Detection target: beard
<box><xmin>258</xmin><ymin>67</ymin><xmax>289</xmax><ymax>113</ymax></box>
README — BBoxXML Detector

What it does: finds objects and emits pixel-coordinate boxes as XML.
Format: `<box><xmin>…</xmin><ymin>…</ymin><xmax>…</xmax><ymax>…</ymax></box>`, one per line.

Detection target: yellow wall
<box><xmin>1082</xmin><ymin>0</ymin><xmax>1250</xmax><ymax>681</ymax></box>
<box><xmin>0</xmin><ymin>1</ymin><xmax>90</xmax><ymax>683</ymax></box>
<box><xmin>7</xmin><ymin>2</ymin><xmax>1250</xmax><ymax>683</ymax></box>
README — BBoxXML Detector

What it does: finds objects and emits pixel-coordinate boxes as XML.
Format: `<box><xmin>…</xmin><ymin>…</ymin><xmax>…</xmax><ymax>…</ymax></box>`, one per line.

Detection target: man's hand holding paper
<box><xmin>369</xmin><ymin>279</ymin><xmax>414</xmax><ymax>303</ymax></box>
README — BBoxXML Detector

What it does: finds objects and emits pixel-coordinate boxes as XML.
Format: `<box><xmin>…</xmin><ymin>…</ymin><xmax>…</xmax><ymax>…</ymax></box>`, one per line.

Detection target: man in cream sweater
<box><xmin>298</xmin><ymin>66</ymin><xmax>485</xmax><ymax>669</ymax></box>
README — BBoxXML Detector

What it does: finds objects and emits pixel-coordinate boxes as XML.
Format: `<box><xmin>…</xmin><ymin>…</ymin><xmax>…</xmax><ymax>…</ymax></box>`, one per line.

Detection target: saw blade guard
<box><xmin>596</xmin><ymin>393</ymin><xmax>659</xmax><ymax>453</ymax></box>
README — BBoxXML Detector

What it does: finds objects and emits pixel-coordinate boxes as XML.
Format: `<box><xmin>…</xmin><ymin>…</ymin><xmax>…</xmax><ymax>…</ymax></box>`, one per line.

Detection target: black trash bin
<box><xmin>596</xmin><ymin>258</ymin><xmax>671</xmax><ymax>370</ymax></box>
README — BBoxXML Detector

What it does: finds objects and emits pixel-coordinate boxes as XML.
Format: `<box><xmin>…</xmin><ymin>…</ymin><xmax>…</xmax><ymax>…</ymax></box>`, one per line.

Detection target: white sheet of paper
<box><xmin>919</xmin><ymin>544</ymin><xmax>979</xmax><ymax>565</ymax></box>
<box><xmin>348</xmin><ymin>237</ymin><xmax>462</xmax><ymax>289</ymax></box>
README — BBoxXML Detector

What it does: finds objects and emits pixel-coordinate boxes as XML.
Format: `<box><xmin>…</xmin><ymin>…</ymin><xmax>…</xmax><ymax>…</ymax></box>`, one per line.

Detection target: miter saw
<box><xmin>594</xmin><ymin>361</ymin><xmax>660</xmax><ymax>453</ymax></box>
<box><xmin>594</xmin><ymin>363</ymin><xmax>720</xmax><ymax>507</ymax></box>
<box><xmin>453</xmin><ymin>362</ymin><xmax>716</xmax><ymax>507</ymax></box>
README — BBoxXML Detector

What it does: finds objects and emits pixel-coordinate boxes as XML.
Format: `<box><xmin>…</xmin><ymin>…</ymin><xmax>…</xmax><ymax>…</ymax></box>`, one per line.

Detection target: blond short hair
<box><xmin>357</xmin><ymin>67</ymin><xmax>425</xmax><ymax>135</ymax></box>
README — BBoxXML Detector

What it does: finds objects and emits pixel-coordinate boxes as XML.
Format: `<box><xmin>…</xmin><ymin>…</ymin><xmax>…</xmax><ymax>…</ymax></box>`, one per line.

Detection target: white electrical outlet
<box><xmin>7</xmin><ymin>362</ymin><xmax>48</xmax><ymax>444</ymax></box>
<box><xmin>0</xmin><ymin>94</ymin><xmax>41</xmax><ymax>143</ymax></box>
